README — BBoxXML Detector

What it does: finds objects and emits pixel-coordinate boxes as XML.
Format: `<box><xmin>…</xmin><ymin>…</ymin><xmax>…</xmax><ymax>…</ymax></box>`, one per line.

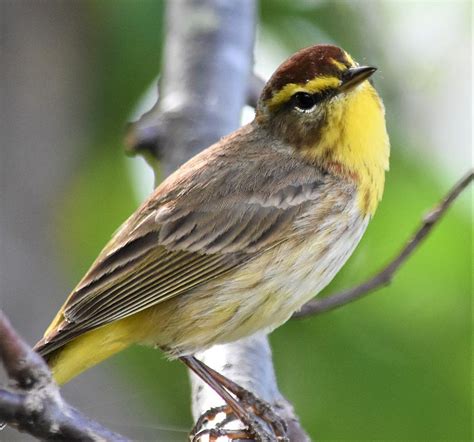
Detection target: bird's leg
<box><xmin>181</xmin><ymin>356</ymin><xmax>288</xmax><ymax>441</ymax></box>
<box><xmin>181</xmin><ymin>356</ymin><xmax>271</xmax><ymax>440</ymax></box>
<box><xmin>201</xmin><ymin>360</ymin><xmax>288</xmax><ymax>437</ymax></box>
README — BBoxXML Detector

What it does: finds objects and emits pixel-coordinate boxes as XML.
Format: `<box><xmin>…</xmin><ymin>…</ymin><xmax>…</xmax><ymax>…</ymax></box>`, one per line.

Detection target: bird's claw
<box><xmin>237</xmin><ymin>390</ymin><xmax>288</xmax><ymax>439</ymax></box>
<box><xmin>189</xmin><ymin>397</ymin><xmax>288</xmax><ymax>441</ymax></box>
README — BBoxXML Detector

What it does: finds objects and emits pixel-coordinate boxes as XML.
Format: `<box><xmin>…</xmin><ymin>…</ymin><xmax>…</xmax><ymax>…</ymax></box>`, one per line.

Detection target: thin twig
<box><xmin>294</xmin><ymin>169</ymin><xmax>473</xmax><ymax>318</ymax></box>
<box><xmin>0</xmin><ymin>310</ymin><xmax>129</xmax><ymax>441</ymax></box>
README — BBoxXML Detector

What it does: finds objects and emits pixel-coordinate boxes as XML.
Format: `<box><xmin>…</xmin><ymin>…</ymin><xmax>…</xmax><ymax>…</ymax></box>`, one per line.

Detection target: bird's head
<box><xmin>256</xmin><ymin>44</ymin><xmax>390</xmax><ymax>216</ymax></box>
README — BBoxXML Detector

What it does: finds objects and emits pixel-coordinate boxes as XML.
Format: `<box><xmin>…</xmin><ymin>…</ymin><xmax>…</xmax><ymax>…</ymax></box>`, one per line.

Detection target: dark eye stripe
<box><xmin>291</xmin><ymin>89</ymin><xmax>335</xmax><ymax>111</ymax></box>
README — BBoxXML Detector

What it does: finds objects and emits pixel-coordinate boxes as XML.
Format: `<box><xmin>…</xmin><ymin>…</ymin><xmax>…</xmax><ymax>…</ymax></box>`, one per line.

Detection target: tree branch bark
<box><xmin>0</xmin><ymin>311</ymin><xmax>129</xmax><ymax>441</ymax></box>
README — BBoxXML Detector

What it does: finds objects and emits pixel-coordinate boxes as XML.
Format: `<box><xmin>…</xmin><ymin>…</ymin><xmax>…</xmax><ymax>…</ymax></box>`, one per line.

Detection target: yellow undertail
<box><xmin>46</xmin><ymin>312</ymin><xmax>152</xmax><ymax>385</ymax></box>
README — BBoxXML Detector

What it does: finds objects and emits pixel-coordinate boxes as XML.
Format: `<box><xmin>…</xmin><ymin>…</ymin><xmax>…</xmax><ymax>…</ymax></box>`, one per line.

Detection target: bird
<box><xmin>34</xmin><ymin>43</ymin><xmax>389</xmax><ymax>439</ymax></box>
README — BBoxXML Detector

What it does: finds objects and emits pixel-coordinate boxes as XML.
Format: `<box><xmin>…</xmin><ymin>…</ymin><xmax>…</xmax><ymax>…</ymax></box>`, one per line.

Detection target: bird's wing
<box><xmin>36</xmin><ymin>146</ymin><xmax>326</xmax><ymax>355</ymax></box>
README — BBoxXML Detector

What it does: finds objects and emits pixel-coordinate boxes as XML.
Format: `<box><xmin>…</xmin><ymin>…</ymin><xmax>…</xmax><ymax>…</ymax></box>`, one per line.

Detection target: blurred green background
<box><xmin>1</xmin><ymin>0</ymin><xmax>471</xmax><ymax>441</ymax></box>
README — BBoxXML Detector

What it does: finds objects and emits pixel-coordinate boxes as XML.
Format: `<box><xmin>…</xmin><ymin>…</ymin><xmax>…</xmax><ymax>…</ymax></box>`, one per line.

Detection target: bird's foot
<box><xmin>190</xmin><ymin>399</ymin><xmax>288</xmax><ymax>441</ymax></box>
<box><xmin>182</xmin><ymin>356</ymin><xmax>288</xmax><ymax>441</ymax></box>
<box><xmin>237</xmin><ymin>390</ymin><xmax>288</xmax><ymax>440</ymax></box>
<box><xmin>205</xmin><ymin>368</ymin><xmax>288</xmax><ymax>440</ymax></box>
<box><xmin>190</xmin><ymin>404</ymin><xmax>269</xmax><ymax>441</ymax></box>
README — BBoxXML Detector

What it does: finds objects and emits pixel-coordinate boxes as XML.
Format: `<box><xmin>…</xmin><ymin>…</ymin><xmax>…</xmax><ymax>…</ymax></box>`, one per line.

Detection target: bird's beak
<box><xmin>339</xmin><ymin>66</ymin><xmax>377</xmax><ymax>92</ymax></box>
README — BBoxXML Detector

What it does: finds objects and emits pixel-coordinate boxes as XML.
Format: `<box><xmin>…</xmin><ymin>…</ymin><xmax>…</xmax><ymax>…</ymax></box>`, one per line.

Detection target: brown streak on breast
<box><xmin>362</xmin><ymin>189</ymin><xmax>371</xmax><ymax>214</ymax></box>
<box><xmin>326</xmin><ymin>161</ymin><xmax>360</xmax><ymax>182</ymax></box>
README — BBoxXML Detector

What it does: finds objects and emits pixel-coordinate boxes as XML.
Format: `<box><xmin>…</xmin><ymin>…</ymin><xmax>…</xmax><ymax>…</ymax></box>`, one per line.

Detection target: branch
<box><xmin>128</xmin><ymin>0</ymin><xmax>308</xmax><ymax>440</ymax></box>
<box><xmin>125</xmin><ymin>71</ymin><xmax>266</xmax><ymax>169</ymax></box>
<box><xmin>294</xmin><ymin>169</ymin><xmax>473</xmax><ymax>318</ymax></box>
<box><xmin>0</xmin><ymin>310</ymin><xmax>129</xmax><ymax>441</ymax></box>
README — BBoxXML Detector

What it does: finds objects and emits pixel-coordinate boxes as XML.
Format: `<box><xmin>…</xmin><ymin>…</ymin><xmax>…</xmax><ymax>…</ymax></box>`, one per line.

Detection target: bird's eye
<box><xmin>292</xmin><ymin>92</ymin><xmax>315</xmax><ymax>111</ymax></box>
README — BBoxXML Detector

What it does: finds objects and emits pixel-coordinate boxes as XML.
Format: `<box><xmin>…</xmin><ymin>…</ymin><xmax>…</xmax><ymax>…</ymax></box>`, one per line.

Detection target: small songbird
<box><xmin>34</xmin><ymin>44</ymin><xmax>389</xmax><ymax>438</ymax></box>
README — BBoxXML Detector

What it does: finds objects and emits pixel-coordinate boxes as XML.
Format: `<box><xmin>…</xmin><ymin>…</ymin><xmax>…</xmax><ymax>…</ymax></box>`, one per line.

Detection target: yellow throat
<box><xmin>303</xmin><ymin>80</ymin><xmax>390</xmax><ymax>216</ymax></box>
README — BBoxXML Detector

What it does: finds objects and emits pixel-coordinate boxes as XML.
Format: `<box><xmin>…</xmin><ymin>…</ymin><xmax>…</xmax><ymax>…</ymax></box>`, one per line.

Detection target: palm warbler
<box><xmin>35</xmin><ymin>44</ymin><xmax>389</xmax><ymax>437</ymax></box>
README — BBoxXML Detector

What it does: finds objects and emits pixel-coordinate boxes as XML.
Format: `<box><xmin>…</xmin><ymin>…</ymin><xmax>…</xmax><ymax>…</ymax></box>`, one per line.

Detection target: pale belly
<box><xmin>149</xmin><ymin>197</ymin><xmax>369</xmax><ymax>357</ymax></box>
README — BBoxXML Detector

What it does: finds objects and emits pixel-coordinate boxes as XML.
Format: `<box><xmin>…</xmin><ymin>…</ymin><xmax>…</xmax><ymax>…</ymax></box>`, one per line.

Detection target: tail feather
<box><xmin>34</xmin><ymin>324</ymin><xmax>94</xmax><ymax>360</ymax></box>
<box><xmin>34</xmin><ymin>317</ymin><xmax>142</xmax><ymax>385</ymax></box>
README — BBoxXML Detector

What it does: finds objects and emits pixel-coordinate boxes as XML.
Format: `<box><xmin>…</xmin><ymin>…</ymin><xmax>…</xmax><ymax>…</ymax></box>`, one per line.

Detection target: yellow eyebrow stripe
<box><xmin>266</xmin><ymin>76</ymin><xmax>341</xmax><ymax>110</ymax></box>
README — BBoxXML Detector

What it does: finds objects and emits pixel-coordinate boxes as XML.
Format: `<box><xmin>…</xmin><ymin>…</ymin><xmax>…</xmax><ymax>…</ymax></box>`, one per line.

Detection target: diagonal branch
<box><xmin>0</xmin><ymin>310</ymin><xmax>129</xmax><ymax>441</ymax></box>
<box><xmin>294</xmin><ymin>169</ymin><xmax>473</xmax><ymax>318</ymax></box>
